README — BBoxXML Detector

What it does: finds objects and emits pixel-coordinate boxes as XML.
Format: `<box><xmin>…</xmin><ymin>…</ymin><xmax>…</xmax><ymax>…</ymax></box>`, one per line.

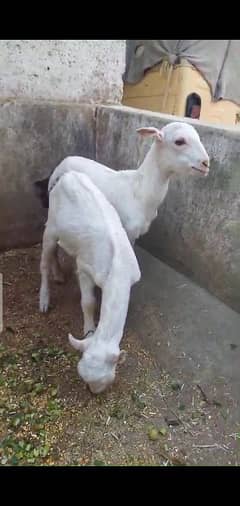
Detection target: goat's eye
<box><xmin>175</xmin><ymin>138</ymin><xmax>186</xmax><ymax>146</ymax></box>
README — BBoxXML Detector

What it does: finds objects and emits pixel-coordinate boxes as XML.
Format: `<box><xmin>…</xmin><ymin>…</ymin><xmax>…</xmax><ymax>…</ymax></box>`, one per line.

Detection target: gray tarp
<box><xmin>123</xmin><ymin>40</ymin><xmax>240</xmax><ymax>105</ymax></box>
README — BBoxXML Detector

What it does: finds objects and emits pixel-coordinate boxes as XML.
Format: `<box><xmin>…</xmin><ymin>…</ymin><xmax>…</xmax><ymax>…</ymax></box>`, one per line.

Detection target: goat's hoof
<box><xmin>39</xmin><ymin>299</ymin><xmax>49</xmax><ymax>313</ymax></box>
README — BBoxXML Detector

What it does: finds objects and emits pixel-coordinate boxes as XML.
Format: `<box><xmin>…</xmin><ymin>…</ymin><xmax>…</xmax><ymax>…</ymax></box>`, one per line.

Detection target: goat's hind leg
<box><xmin>51</xmin><ymin>245</ymin><xmax>65</xmax><ymax>284</ymax></box>
<box><xmin>39</xmin><ymin>228</ymin><xmax>57</xmax><ymax>313</ymax></box>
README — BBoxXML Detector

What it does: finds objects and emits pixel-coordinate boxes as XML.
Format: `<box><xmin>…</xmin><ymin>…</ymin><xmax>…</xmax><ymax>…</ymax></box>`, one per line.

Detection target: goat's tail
<box><xmin>33</xmin><ymin>176</ymin><xmax>50</xmax><ymax>209</ymax></box>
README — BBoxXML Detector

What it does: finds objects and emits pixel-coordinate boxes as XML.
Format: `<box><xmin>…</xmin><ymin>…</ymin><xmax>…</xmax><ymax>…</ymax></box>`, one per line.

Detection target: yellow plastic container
<box><xmin>122</xmin><ymin>60</ymin><xmax>240</xmax><ymax>127</ymax></box>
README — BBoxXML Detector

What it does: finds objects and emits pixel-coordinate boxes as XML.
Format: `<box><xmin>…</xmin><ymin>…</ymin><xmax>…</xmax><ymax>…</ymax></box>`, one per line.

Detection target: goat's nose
<box><xmin>199</xmin><ymin>159</ymin><xmax>209</xmax><ymax>176</ymax></box>
<box><xmin>202</xmin><ymin>159</ymin><xmax>209</xmax><ymax>168</ymax></box>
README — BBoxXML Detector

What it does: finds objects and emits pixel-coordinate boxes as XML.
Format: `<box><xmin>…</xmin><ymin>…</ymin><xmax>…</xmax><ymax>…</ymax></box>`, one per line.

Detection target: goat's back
<box><xmin>49</xmin><ymin>171</ymin><xmax>140</xmax><ymax>284</ymax></box>
<box><xmin>48</xmin><ymin>156</ymin><xmax>116</xmax><ymax>193</ymax></box>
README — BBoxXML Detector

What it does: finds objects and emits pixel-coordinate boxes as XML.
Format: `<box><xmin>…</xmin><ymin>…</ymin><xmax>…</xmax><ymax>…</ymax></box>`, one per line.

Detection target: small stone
<box><xmin>148</xmin><ymin>428</ymin><xmax>159</xmax><ymax>441</ymax></box>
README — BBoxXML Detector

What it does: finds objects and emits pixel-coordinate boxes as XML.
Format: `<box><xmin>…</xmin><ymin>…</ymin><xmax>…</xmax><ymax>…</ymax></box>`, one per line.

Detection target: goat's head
<box><xmin>137</xmin><ymin>122</ymin><xmax>209</xmax><ymax>177</ymax></box>
<box><xmin>68</xmin><ymin>333</ymin><xmax>126</xmax><ymax>394</ymax></box>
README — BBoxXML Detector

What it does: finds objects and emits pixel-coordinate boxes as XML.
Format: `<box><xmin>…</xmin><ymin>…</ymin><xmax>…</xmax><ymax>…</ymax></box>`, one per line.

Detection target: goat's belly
<box><xmin>139</xmin><ymin>222</ymin><xmax>151</xmax><ymax>236</ymax></box>
<box><xmin>130</xmin><ymin>220</ymin><xmax>152</xmax><ymax>240</ymax></box>
<box><xmin>76</xmin><ymin>253</ymin><xmax>112</xmax><ymax>287</ymax></box>
<box><xmin>138</xmin><ymin>211</ymin><xmax>158</xmax><ymax>238</ymax></box>
<box><xmin>77</xmin><ymin>262</ymin><xmax>108</xmax><ymax>288</ymax></box>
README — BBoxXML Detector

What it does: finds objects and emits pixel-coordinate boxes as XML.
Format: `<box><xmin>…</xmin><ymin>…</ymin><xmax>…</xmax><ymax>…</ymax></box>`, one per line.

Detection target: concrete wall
<box><xmin>0</xmin><ymin>40</ymin><xmax>126</xmax><ymax>103</ymax></box>
<box><xmin>0</xmin><ymin>41</ymin><xmax>125</xmax><ymax>248</ymax></box>
<box><xmin>96</xmin><ymin>105</ymin><xmax>240</xmax><ymax>312</ymax></box>
<box><xmin>1</xmin><ymin>98</ymin><xmax>240</xmax><ymax>311</ymax></box>
<box><xmin>0</xmin><ymin>99</ymin><xmax>96</xmax><ymax>250</ymax></box>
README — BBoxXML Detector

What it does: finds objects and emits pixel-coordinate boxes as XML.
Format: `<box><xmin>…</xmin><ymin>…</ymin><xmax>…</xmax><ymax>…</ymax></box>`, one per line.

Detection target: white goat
<box><xmin>48</xmin><ymin>122</ymin><xmax>209</xmax><ymax>243</ymax></box>
<box><xmin>39</xmin><ymin>171</ymin><xmax>141</xmax><ymax>394</ymax></box>
<box><xmin>44</xmin><ymin>122</ymin><xmax>209</xmax><ymax>280</ymax></box>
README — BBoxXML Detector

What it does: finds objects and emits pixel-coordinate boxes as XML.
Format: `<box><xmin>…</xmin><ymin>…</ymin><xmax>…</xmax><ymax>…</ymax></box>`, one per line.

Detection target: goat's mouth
<box><xmin>88</xmin><ymin>384</ymin><xmax>106</xmax><ymax>394</ymax></box>
<box><xmin>191</xmin><ymin>166</ymin><xmax>209</xmax><ymax>176</ymax></box>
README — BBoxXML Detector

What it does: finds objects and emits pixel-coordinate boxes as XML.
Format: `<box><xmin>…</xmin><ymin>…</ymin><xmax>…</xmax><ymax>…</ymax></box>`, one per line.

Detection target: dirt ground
<box><xmin>0</xmin><ymin>245</ymin><xmax>239</xmax><ymax>466</ymax></box>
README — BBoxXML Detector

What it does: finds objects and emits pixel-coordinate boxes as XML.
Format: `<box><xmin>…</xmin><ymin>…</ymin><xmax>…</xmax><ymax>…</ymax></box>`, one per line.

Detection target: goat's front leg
<box><xmin>39</xmin><ymin>229</ymin><xmax>57</xmax><ymax>312</ymax></box>
<box><xmin>78</xmin><ymin>272</ymin><xmax>96</xmax><ymax>335</ymax></box>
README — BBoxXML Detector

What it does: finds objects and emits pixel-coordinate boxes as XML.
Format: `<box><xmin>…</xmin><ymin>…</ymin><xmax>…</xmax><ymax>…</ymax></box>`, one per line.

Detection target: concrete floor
<box><xmin>132</xmin><ymin>247</ymin><xmax>240</xmax><ymax>416</ymax></box>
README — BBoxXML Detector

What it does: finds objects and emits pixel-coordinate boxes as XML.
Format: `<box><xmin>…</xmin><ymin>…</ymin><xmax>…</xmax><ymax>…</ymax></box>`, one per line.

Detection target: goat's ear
<box><xmin>118</xmin><ymin>349</ymin><xmax>127</xmax><ymax>365</ymax></box>
<box><xmin>68</xmin><ymin>333</ymin><xmax>91</xmax><ymax>353</ymax></box>
<box><xmin>108</xmin><ymin>349</ymin><xmax>127</xmax><ymax>365</ymax></box>
<box><xmin>107</xmin><ymin>352</ymin><xmax>119</xmax><ymax>364</ymax></box>
<box><xmin>136</xmin><ymin>127</ymin><xmax>164</xmax><ymax>142</ymax></box>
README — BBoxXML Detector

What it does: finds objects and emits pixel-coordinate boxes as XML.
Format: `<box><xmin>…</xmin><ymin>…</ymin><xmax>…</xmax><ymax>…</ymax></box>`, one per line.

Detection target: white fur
<box><xmin>48</xmin><ymin>121</ymin><xmax>209</xmax><ymax>244</ymax></box>
<box><xmin>39</xmin><ymin>171</ymin><xmax>141</xmax><ymax>394</ymax></box>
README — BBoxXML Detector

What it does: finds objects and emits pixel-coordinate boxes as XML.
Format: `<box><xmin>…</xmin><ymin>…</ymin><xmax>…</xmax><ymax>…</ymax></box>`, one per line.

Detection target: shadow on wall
<box><xmin>0</xmin><ymin>101</ymin><xmax>96</xmax><ymax>251</ymax></box>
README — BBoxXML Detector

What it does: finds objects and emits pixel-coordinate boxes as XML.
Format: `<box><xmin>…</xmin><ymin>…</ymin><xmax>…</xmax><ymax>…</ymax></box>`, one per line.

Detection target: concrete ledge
<box><xmin>0</xmin><ymin>100</ymin><xmax>96</xmax><ymax>250</ymax></box>
<box><xmin>96</xmin><ymin>105</ymin><xmax>240</xmax><ymax>312</ymax></box>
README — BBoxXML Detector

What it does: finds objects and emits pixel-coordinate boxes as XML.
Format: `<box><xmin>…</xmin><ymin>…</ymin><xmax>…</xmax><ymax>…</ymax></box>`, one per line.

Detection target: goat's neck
<box><xmin>137</xmin><ymin>143</ymin><xmax>172</xmax><ymax>211</ymax></box>
<box><xmin>95</xmin><ymin>269</ymin><xmax>131</xmax><ymax>346</ymax></box>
